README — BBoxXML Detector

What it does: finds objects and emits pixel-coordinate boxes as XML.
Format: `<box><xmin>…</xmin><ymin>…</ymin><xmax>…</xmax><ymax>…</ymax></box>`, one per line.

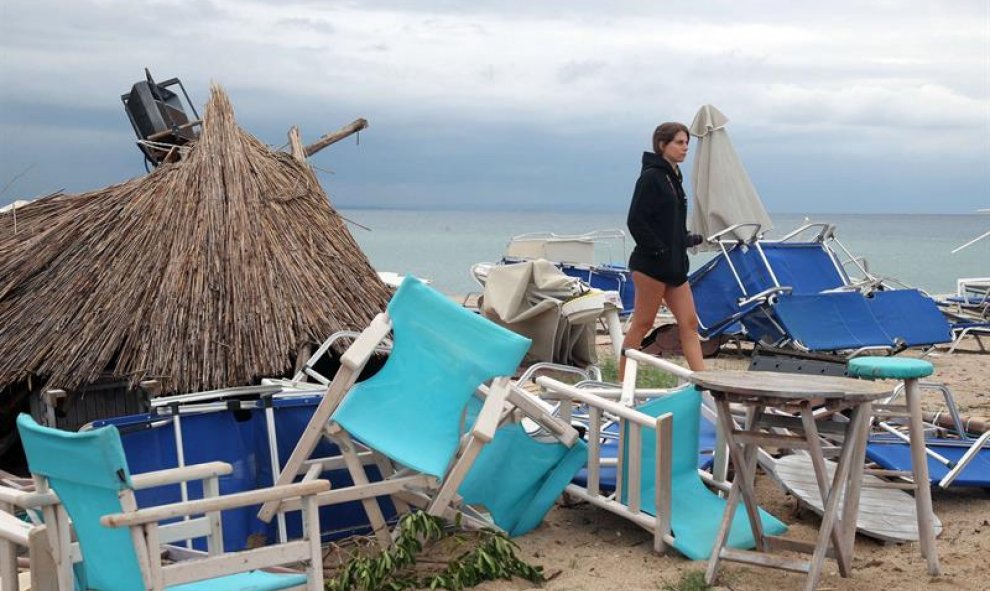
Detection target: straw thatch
<box><xmin>0</xmin><ymin>85</ymin><xmax>391</xmax><ymax>395</ymax></box>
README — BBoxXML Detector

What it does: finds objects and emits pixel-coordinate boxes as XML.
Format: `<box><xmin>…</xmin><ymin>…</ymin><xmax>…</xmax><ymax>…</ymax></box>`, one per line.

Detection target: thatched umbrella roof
<box><xmin>0</xmin><ymin>85</ymin><xmax>391</xmax><ymax>395</ymax></box>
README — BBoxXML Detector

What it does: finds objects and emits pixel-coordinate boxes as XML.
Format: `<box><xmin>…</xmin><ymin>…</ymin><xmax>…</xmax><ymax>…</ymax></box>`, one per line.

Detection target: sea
<box><xmin>338</xmin><ymin>209</ymin><xmax>989</xmax><ymax>297</ymax></box>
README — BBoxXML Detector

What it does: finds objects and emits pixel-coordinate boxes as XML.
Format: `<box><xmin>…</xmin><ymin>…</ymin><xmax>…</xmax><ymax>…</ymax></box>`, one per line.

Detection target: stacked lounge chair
<box><xmin>690</xmin><ymin>223</ymin><xmax>952</xmax><ymax>356</ymax></box>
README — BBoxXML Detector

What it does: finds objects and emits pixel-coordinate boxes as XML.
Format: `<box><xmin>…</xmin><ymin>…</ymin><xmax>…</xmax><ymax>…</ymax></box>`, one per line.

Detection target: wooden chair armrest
<box><xmin>536</xmin><ymin>376</ymin><xmax>670</xmax><ymax>428</ymax></box>
<box><xmin>102</xmin><ymin>480</ymin><xmax>330</xmax><ymax>528</ymax></box>
<box><xmin>340</xmin><ymin>313</ymin><xmax>391</xmax><ymax>371</ymax></box>
<box><xmin>0</xmin><ymin>510</ymin><xmax>31</xmax><ymax>546</ymax></box>
<box><xmin>0</xmin><ymin>486</ymin><xmax>59</xmax><ymax>509</ymax></box>
<box><xmin>472</xmin><ymin>377</ymin><xmax>512</xmax><ymax>443</ymax></box>
<box><xmin>131</xmin><ymin>462</ymin><xmax>233</xmax><ymax>490</ymax></box>
<box><xmin>506</xmin><ymin>385</ymin><xmax>580</xmax><ymax>446</ymax></box>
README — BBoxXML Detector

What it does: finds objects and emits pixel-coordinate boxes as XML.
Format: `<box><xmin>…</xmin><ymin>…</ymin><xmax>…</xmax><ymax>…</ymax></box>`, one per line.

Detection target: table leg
<box><xmin>705</xmin><ymin>399</ymin><xmax>766</xmax><ymax>586</ymax></box>
<box><xmin>803</xmin><ymin>403</ymin><xmax>864</xmax><ymax>591</ymax></box>
<box><xmin>905</xmin><ymin>378</ymin><xmax>941</xmax><ymax>575</ymax></box>
<box><xmin>839</xmin><ymin>401</ymin><xmax>872</xmax><ymax>566</ymax></box>
<box><xmin>738</xmin><ymin>405</ymin><xmax>767</xmax><ymax>548</ymax></box>
<box><xmin>798</xmin><ymin>402</ymin><xmax>851</xmax><ymax>577</ymax></box>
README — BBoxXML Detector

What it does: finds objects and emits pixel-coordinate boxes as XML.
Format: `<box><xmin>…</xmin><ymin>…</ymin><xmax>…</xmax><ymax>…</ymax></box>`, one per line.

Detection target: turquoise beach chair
<box><xmin>537</xmin><ymin>373</ymin><xmax>787</xmax><ymax>560</ymax></box>
<box><xmin>258</xmin><ymin>276</ymin><xmax>583</xmax><ymax>542</ymax></box>
<box><xmin>17</xmin><ymin>414</ymin><xmax>328</xmax><ymax>591</ymax></box>
<box><xmin>621</xmin><ymin>387</ymin><xmax>787</xmax><ymax>560</ymax></box>
<box><xmin>458</xmin><ymin>416</ymin><xmax>588</xmax><ymax>537</ymax></box>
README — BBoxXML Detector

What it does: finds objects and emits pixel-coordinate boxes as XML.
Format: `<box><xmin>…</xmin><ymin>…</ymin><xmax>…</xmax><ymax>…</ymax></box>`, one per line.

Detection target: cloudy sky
<box><xmin>1</xmin><ymin>0</ymin><xmax>987</xmax><ymax>213</ymax></box>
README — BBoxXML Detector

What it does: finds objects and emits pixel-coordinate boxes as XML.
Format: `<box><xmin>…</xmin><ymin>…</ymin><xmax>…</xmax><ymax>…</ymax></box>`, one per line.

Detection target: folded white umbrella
<box><xmin>688</xmin><ymin>104</ymin><xmax>773</xmax><ymax>248</ymax></box>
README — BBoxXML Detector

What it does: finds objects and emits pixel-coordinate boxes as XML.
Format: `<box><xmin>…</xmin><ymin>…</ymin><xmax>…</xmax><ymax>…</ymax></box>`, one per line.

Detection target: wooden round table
<box><xmin>686</xmin><ymin>370</ymin><xmax>893</xmax><ymax>591</ymax></box>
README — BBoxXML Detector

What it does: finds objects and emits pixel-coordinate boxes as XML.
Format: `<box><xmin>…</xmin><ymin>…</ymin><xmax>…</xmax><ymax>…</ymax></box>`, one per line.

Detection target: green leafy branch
<box><xmin>325</xmin><ymin>511</ymin><xmax>544</xmax><ymax>591</ymax></box>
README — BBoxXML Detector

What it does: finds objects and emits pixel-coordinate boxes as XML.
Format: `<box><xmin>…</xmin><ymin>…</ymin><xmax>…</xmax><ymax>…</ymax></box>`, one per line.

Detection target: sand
<box><xmin>479</xmin><ymin>338</ymin><xmax>990</xmax><ymax>591</ymax></box>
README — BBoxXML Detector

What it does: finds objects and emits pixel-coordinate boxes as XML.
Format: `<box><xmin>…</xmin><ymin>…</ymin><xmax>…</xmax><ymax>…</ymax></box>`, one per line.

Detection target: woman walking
<box><xmin>620</xmin><ymin>122</ymin><xmax>706</xmax><ymax>377</ymax></box>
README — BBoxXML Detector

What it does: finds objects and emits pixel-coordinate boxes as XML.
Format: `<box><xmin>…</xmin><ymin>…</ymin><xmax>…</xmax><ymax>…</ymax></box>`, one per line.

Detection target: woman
<box><xmin>620</xmin><ymin>122</ymin><xmax>705</xmax><ymax>377</ymax></box>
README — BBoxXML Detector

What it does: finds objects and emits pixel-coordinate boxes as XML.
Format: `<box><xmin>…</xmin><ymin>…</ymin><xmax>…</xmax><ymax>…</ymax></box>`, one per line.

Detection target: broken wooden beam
<box><xmin>304</xmin><ymin>118</ymin><xmax>368</xmax><ymax>157</ymax></box>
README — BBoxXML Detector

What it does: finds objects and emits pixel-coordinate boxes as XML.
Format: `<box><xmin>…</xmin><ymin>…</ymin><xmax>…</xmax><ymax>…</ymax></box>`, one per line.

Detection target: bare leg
<box><xmin>663</xmin><ymin>282</ymin><xmax>706</xmax><ymax>371</ymax></box>
<box><xmin>619</xmin><ymin>271</ymin><xmax>666</xmax><ymax>380</ymax></box>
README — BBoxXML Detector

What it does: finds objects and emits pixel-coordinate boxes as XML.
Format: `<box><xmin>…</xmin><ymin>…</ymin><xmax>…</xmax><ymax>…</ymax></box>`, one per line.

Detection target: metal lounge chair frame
<box><xmin>691</xmin><ymin>223</ymin><xmax>952</xmax><ymax>355</ymax></box>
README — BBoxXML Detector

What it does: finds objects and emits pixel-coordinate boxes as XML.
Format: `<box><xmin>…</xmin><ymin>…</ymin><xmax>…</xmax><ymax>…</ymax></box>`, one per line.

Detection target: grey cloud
<box><xmin>276</xmin><ymin>17</ymin><xmax>336</xmax><ymax>34</ymax></box>
<box><xmin>557</xmin><ymin>61</ymin><xmax>607</xmax><ymax>84</ymax></box>
<box><xmin>1</xmin><ymin>0</ymin><xmax>986</xmax><ymax>214</ymax></box>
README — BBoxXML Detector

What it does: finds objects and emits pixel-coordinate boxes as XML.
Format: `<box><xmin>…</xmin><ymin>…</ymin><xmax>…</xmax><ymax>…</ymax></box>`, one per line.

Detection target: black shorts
<box><xmin>629</xmin><ymin>248</ymin><xmax>688</xmax><ymax>287</ymax></box>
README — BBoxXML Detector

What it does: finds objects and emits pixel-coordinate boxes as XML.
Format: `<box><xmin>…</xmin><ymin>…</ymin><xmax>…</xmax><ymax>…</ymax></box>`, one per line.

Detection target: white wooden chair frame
<box><xmin>257</xmin><ymin>312</ymin><xmax>579</xmax><ymax>546</ymax></box>
<box><xmin>24</xmin><ymin>460</ymin><xmax>328</xmax><ymax>591</ymax></box>
<box><xmin>536</xmin><ymin>375</ymin><xmax>675</xmax><ymax>553</ymax></box>
<box><xmin>1</xmin><ymin>484</ymin><xmax>61</xmax><ymax>591</ymax></box>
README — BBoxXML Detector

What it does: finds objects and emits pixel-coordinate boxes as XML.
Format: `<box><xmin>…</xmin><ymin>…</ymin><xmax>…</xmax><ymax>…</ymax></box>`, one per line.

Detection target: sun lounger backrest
<box><xmin>727</xmin><ymin>246</ymin><xmax>776</xmax><ymax>295</ymax></box>
<box><xmin>690</xmin><ymin>251</ymin><xmax>748</xmax><ymax>329</ymax></box>
<box><xmin>333</xmin><ymin>277</ymin><xmax>531</xmax><ymax>478</ymax></box>
<box><xmin>760</xmin><ymin>242</ymin><xmax>847</xmax><ymax>294</ymax></box>
<box><xmin>17</xmin><ymin>415</ymin><xmax>144</xmax><ymax>591</ymax></box>
<box><xmin>758</xmin><ymin>290</ymin><xmax>952</xmax><ymax>351</ymax></box>
<box><xmin>768</xmin><ymin>292</ymin><xmax>894</xmax><ymax>351</ymax></box>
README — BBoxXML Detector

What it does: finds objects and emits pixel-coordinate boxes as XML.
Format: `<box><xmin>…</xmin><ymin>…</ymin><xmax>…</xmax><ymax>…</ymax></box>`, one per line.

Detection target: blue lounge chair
<box><xmin>866</xmin><ymin>436</ymin><xmax>990</xmax><ymax>488</ymax></box>
<box><xmin>754</xmin><ymin>290</ymin><xmax>952</xmax><ymax>352</ymax></box>
<box><xmin>258</xmin><ymin>277</ymin><xmax>583</xmax><ymax>542</ymax></box>
<box><xmin>17</xmin><ymin>414</ymin><xmax>328</xmax><ymax>591</ymax></box>
<box><xmin>689</xmin><ymin>227</ymin><xmax>952</xmax><ymax>353</ymax></box>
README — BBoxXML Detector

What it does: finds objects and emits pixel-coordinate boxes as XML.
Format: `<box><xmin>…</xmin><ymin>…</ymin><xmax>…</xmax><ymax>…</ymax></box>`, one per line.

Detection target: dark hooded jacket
<box><xmin>626</xmin><ymin>152</ymin><xmax>690</xmax><ymax>286</ymax></box>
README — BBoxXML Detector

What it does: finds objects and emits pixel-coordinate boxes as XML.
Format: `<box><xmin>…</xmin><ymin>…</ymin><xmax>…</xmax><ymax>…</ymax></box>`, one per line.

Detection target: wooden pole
<box><xmin>923</xmin><ymin>411</ymin><xmax>989</xmax><ymax>434</ymax></box>
<box><xmin>304</xmin><ymin>118</ymin><xmax>368</xmax><ymax>157</ymax></box>
<box><xmin>287</xmin><ymin>127</ymin><xmax>307</xmax><ymax>162</ymax></box>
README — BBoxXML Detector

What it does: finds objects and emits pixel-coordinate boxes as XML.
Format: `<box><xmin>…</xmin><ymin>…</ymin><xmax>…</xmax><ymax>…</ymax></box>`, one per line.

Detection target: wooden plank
<box><xmin>161</xmin><ymin>541</ymin><xmax>309</xmax><ymax>586</ymax></box>
<box><xmin>734</xmin><ymin>431</ymin><xmax>811</xmax><ymax>449</ymax></box>
<box><xmin>304</xmin><ymin>118</ymin><xmax>368</xmax><ymax>157</ymax></box>
<box><xmin>720</xmin><ymin>547</ymin><xmax>811</xmax><ymax>574</ymax></box>
<box><xmin>627</xmin><ymin>424</ymin><xmax>642</xmax><ymax>514</ymax></box>
<box><xmin>773</xmin><ymin>453</ymin><xmax>942</xmax><ymax>543</ymax></box>
<box><xmin>287</xmin><ymin>127</ymin><xmax>306</xmax><ymax>162</ymax></box>
<box><xmin>28</xmin><ymin>526</ymin><xmax>58</xmax><ymax>591</ymax></box>
<box><xmin>655</xmin><ymin>413</ymin><xmax>672</xmax><ymax>554</ymax></box>
<box><xmin>158</xmin><ymin>517</ymin><xmax>211</xmax><ymax>545</ymax></box>
<box><xmin>104</xmin><ymin>481</ymin><xmax>330</xmax><ymax>527</ymax></box>
<box><xmin>587</xmin><ymin>407</ymin><xmax>601</xmax><ymax>497</ymax></box>
<box><xmin>765</xmin><ymin>535</ymin><xmax>835</xmax><ymax>558</ymax></box>
<box><xmin>278</xmin><ymin>475</ymin><xmax>432</xmax><ymax>513</ymax></box>
<box><xmin>131</xmin><ymin>462</ymin><xmax>232</xmax><ymax>490</ymax></box>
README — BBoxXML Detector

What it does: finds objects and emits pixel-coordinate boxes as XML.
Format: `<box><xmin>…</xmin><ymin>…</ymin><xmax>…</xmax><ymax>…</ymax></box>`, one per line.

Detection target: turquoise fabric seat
<box><xmin>847</xmin><ymin>357</ymin><xmax>934</xmax><ymax>380</ymax></box>
<box><xmin>167</xmin><ymin>571</ymin><xmax>306</xmax><ymax>591</ymax></box>
<box><xmin>333</xmin><ymin>277</ymin><xmax>531</xmax><ymax>478</ymax></box>
<box><xmin>621</xmin><ymin>386</ymin><xmax>788</xmax><ymax>560</ymax></box>
<box><xmin>458</xmin><ymin>420</ymin><xmax>588</xmax><ymax>537</ymax></box>
<box><xmin>17</xmin><ymin>415</ymin><xmax>308</xmax><ymax>591</ymax></box>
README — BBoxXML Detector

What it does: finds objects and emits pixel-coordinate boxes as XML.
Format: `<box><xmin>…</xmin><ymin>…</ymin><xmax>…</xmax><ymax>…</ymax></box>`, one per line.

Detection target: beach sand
<box><xmin>477</xmin><ymin>339</ymin><xmax>990</xmax><ymax>591</ymax></box>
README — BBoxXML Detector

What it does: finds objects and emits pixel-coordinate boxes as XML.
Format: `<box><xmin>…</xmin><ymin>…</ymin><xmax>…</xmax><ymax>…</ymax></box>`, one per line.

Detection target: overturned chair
<box><xmin>258</xmin><ymin>276</ymin><xmax>584</xmax><ymax>544</ymax></box>
<box><xmin>536</xmin><ymin>350</ymin><xmax>786</xmax><ymax>559</ymax></box>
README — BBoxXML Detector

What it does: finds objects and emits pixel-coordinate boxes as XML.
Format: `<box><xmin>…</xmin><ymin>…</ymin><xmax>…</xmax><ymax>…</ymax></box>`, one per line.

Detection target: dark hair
<box><xmin>652</xmin><ymin>122</ymin><xmax>690</xmax><ymax>154</ymax></box>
